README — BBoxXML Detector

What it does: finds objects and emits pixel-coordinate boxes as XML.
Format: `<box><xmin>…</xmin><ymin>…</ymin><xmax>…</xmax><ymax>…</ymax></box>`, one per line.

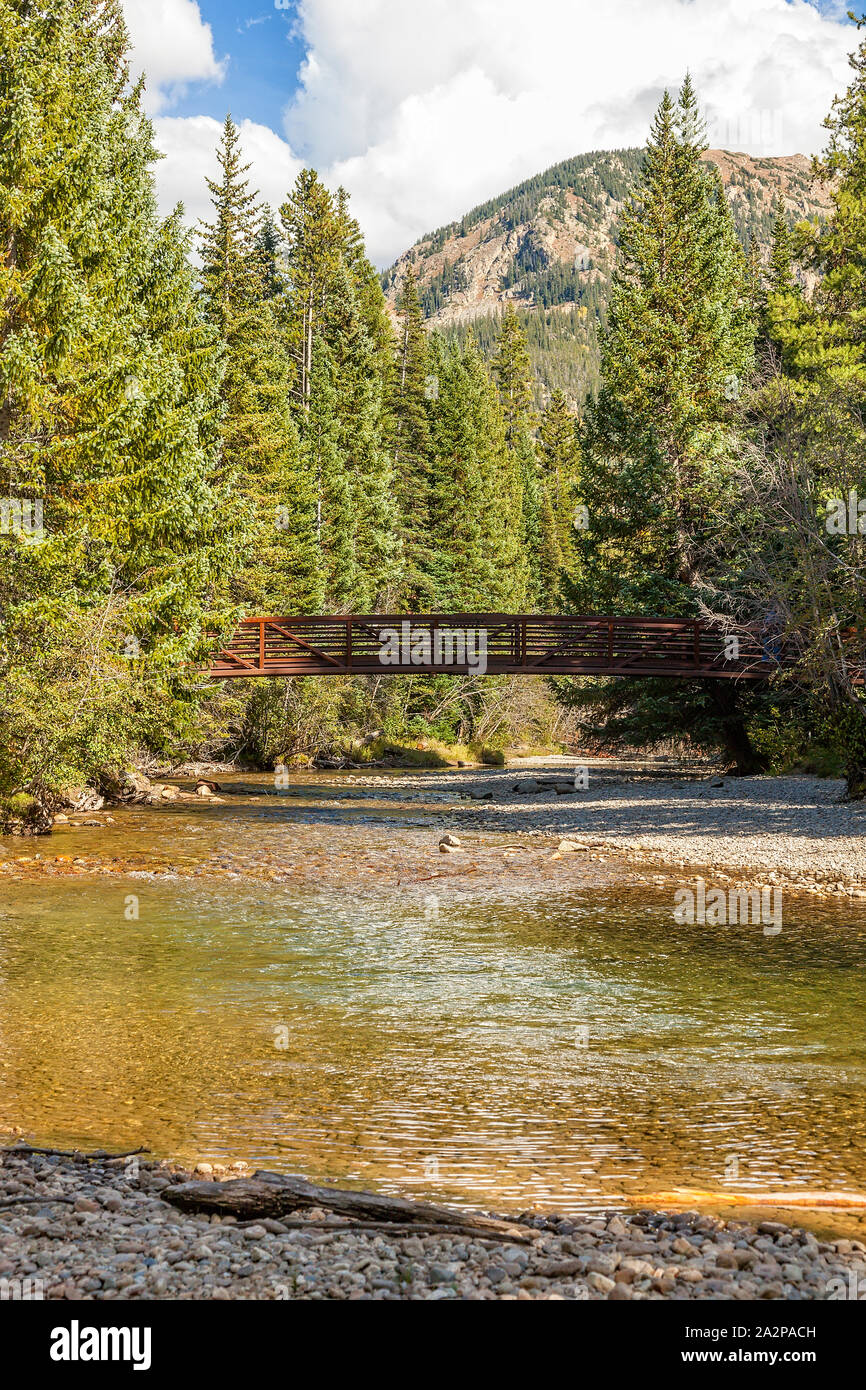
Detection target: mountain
<box><xmin>381</xmin><ymin>148</ymin><xmax>833</xmax><ymax>405</ymax></box>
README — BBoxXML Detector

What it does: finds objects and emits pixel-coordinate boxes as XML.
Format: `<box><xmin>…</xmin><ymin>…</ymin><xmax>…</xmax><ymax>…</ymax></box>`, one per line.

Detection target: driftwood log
<box><xmin>163</xmin><ymin>1171</ymin><xmax>534</xmax><ymax>1243</ymax></box>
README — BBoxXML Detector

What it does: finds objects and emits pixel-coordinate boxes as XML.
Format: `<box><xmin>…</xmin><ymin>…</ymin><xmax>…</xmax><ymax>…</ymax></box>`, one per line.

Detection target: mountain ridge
<box><xmin>381</xmin><ymin>147</ymin><xmax>833</xmax><ymax>404</ymax></box>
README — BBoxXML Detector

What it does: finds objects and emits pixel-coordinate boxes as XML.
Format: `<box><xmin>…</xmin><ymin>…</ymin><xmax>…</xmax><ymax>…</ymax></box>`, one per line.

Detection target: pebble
<box><xmin>3</xmin><ymin>1151</ymin><xmax>862</xmax><ymax>1303</ymax></box>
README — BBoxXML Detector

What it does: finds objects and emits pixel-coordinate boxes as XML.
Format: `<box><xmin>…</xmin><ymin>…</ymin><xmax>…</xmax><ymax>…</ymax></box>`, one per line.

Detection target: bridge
<box><xmin>209</xmin><ymin>614</ymin><xmax>783</xmax><ymax>680</ymax></box>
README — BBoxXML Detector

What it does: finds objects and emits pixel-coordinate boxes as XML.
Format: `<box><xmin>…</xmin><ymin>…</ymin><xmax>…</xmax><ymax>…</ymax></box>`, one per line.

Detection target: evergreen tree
<box><xmin>563</xmin><ymin>77</ymin><xmax>761</xmax><ymax>770</ymax></box>
<box><xmin>0</xmin><ymin>0</ymin><xmax>233</xmax><ymax>798</ymax></box>
<box><xmin>198</xmin><ymin>116</ymin><xmax>321</xmax><ymax>613</ymax></box>
<box><xmin>493</xmin><ymin>306</ymin><xmax>539</xmax><ymax>603</ymax></box>
<box><xmin>537</xmin><ymin>486</ymin><xmax>564</xmax><ymax>610</ymax></box>
<box><xmin>767</xmin><ymin>201</ymin><xmax>795</xmax><ymax>294</ymax></box>
<box><xmin>254</xmin><ymin>212</ymin><xmax>283</xmax><ymax>300</ymax></box>
<box><xmin>428</xmin><ymin>338</ymin><xmax>527</xmax><ymax>609</ymax></box>
<box><xmin>538</xmin><ymin>387</ymin><xmax>581</xmax><ymax>597</ymax></box>
<box><xmin>279</xmin><ymin>169</ymin><xmax>397</xmax><ymax>609</ymax></box>
<box><xmin>302</xmin><ymin>339</ymin><xmax>358</xmax><ymax>606</ymax></box>
<box><xmin>746</xmin><ymin>24</ymin><xmax>866</xmax><ymax>795</ymax></box>
<box><xmin>391</xmin><ymin>268</ymin><xmax>435</xmax><ymax>605</ymax></box>
<box><xmin>279</xmin><ymin>170</ymin><xmax>340</xmax><ymax>411</ymax></box>
<box><xmin>575</xmin><ymin>79</ymin><xmax>754</xmax><ymax>603</ymax></box>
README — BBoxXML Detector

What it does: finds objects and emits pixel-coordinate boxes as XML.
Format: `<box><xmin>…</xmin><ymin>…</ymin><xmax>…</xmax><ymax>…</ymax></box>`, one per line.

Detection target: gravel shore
<box><xmin>2</xmin><ymin>1150</ymin><xmax>864</xmax><ymax>1301</ymax></box>
<box><xmin>325</xmin><ymin>763</ymin><xmax>866</xmax><ymax>895</ymax></box>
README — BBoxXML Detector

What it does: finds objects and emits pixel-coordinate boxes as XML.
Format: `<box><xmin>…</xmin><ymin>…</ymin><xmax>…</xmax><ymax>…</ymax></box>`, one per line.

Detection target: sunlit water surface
<box><xmin>1</xmin><ymin>773</ymin><xmax>865</xmax><ymax>1235</ymax></box>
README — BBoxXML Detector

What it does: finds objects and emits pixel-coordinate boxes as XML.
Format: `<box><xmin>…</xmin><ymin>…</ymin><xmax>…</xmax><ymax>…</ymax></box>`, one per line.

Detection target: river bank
<box><xmin>2</xmin><ymin>1148</ymin><xmax>864</xmax><ymax>1301</ymax></box>
<box><xmin>3</xmin><ymin>761</ymin><xmax>864</xmax><ymax>899</ymax></box>
<box><xmin>3</xmin><ymin>759</ymin><xmax>865</xmax><ymax>1277</ymax></box>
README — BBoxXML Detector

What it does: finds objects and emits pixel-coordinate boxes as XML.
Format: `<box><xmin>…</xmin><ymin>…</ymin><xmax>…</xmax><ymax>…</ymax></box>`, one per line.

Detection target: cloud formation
<box><xmin>153</xmin><ymin>115</ymin><xmax>303</xmax><ymax>229</ymax></box>
<box><xmin>126</xmin><ymin>0</ymin><xmax>857</xmax><ymax>266</ymax></box>
<box><xmin>123</xmin><ymin>0</ymin><xmax>226</xmax><ymax>113</ymax></box>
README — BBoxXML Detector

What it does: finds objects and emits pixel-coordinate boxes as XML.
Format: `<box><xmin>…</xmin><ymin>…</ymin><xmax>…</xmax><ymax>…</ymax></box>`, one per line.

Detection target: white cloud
<box><xmin>285</xmin><ymin>0</ymin><xmax>855</xmax><ymax>264</ymax></box>
<box><xmin>123</xmin><ymin>0</ymin><xmax>227</xmax><ymax>113</ymax></box>
<box><xmin>139</xmin><ymin>0</ymin><xmax>857</xmax><ymax>266</ymax></box>
<box><xmin>153</xmin><ymin>116</ymin><xmax>303</xmax><ymax>229</ymax></box>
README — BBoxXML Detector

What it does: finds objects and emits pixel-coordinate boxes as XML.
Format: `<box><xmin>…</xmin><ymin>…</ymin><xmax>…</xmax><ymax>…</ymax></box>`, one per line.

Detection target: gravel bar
<box><xmin>2</xmin><ymin>1151</ymin><xmax>864</xmax><ymax>1301</ymax></box>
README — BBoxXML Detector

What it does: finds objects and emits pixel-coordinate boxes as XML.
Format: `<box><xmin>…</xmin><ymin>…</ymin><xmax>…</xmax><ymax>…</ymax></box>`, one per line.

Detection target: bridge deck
<box><xmin>209</xmin><ymin>614</ymin><xmax>783</xmax><ymax>680</ymax></box>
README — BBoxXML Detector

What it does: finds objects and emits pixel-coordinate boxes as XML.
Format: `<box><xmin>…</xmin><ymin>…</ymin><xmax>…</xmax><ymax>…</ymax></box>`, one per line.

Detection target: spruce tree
<box><xmin>278</xmin><ymin>171</ymin><xmax>397</xmax><ymax>610</ymax></box>
<box><xmin>751</xmin><ymin>26</ymin><xmax>866</xmax><ymax>794</ymax></box>
<box><xmin>428</xmin><ymin>338</ymin><xmax>527</xmax><ymax>609</ymax></box>
<box><xmin>0</xmin><ymin>0</ymin><xmax>232</xmax><ymax>797</ymax></box>
<box><xmin>391</xmin><ymin>268</ymin><xmax>435</xmax><ymax>605</ymax></box>
<box><xmin>198</xmin><ymin>116</ymin><xmax>321</xmax><ymax>614</ymax></box>
<box><xmin>563</xmin><ymin>77</ymin><xmax>761</xmax><ymax>769</ymax></box>
<box><xmin>493</xmin><ymin>306</ymin><xmax>539</xmax><ymax>604</ymax></box>
<box><xmin>538</xmin><ymin>388</ymin><xmax>581</xmax><ymax>599</ymax></box>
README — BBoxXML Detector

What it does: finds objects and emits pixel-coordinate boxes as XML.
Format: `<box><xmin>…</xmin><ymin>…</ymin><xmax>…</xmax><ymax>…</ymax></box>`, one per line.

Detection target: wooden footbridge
<box><xmin>209</xmin><ymin>614</ymin><xmax>785</xmax><ymax>680</ymax></box>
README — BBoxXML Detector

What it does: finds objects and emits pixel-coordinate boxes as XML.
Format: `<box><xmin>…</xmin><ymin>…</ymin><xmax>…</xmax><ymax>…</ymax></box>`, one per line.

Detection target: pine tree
<box><xmin>279</xmin><ymin>170</ymin><xmax>340</xmax><ymax>411</ymax></box>
<box><xmin>198</xmin><ymin>116</ymin><xmax>321</xmax><ymax>613</ymax></box>
<box><xmin>767</xmin><ymin>202</ymin><xmax>795</xmax><ymax>294</ymax></box>
<box><xmin>538</xmin><ymin>388</ymin><xmax>580</xmax><ymax>596</ymax></box>
<box><xmin>278</xmin><ymin>171</ymin><xmax>397</xmax><ymax>610</ymax></box>
<box><xmin>0</xmin><ymin>0</ymin><xmax>232</xmax><ymax>797</ymax></box>
<box><xmin>537</xmin><ymin>487</ymin><xmax>564</xmax><ymax>609</ymax></box>
<box><xmin>492</xmin><ymin>306</ymin><xmax>539</xmax><ymax>604</ymax></box>
<box><xmin>302</xmin><ymin>339</ymin><xmax>358</xmax><ymax>606</ymax></box>
<box><xmin>428</xmin><ymin>338</ymin><xmax>527</xmax><ymax>609</ymax></box>
<box><xmin>572</xmin><ymin>79</ymin><xmax>754</xmax><ymax>608</ymax></box>
<box><xmin>391</xmin><ymin>268</ymin><xmax>435</xmax><ymax>605</ymax></box>
<box><xmin>254</xmin><ymin>212</ymin><xmax>283</xmax><ymax>301</ymax></box>
<box><xmin>562</xmin><ymin>77</ymin><xmax>762</xmax><ymax>770</ymax></box>
<box><xmin>750</xmin><ymin>25</ymin><xmax>866</xmax><ymax>795</ymax></box>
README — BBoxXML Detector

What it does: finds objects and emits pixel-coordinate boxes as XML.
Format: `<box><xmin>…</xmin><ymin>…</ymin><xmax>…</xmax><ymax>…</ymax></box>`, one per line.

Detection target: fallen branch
<box><xmin>164</xmin><ymin>1171</ymin><xmax>534</xmax><ymax>1243</ymax></box>
<box><xmin>233</xmin><ymin>1216</ymin><xmax>533</xmax><ymax>1243</ymax></box>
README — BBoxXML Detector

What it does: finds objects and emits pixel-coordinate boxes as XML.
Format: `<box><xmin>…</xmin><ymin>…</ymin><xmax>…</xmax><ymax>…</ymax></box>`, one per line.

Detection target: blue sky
<box><xmin>156</xmin><ymin>0</ymin><xmax>857</xmax><ymax>135</ymax></box>
<box><xmin>166</xmin><ymin>3</ymin><xmax>307</xmax><ymax>132</ymax></box>
<box><xmin>123</xmin><ymin>0</ymin><xmax>861</xmax><ymax>266</ymax></box>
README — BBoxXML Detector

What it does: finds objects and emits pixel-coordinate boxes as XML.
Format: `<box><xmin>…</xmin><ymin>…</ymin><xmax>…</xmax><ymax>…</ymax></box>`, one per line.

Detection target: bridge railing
<box><xmin>209</xmin><ymin>614</ymin><xmax>783</xmax><ymax>680</ymax></box>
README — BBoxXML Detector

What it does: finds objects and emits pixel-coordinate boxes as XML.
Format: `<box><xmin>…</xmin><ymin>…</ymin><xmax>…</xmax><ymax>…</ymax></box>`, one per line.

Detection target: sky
<box><xmin>121</xmin><ymin>1</ymin><xmax>861</xmax><ymax>268</ymax></box>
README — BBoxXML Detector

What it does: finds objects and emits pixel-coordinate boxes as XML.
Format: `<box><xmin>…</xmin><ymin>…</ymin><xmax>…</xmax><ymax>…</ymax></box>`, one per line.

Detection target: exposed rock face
<box><xmin>381</xmin><ymin>148</ymin><xmax>833</xmax><ymax>401</ymax></box>
<box><xmin>96</xmin><ymin>768</ymin><xmax>153</xmax><ymax>805</ymax></box>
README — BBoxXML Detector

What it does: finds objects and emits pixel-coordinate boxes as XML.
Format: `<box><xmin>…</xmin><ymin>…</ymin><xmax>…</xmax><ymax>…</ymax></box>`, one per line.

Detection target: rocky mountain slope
<box><xmin>381</xmin><ymin>148</ymin><xmax>833</xmax><ymax>404</ymax></box>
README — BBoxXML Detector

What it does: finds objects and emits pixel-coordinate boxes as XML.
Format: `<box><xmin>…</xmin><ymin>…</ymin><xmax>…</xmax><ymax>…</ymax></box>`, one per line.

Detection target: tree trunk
<box><xmin>844</xmin><ymin>763</ymin><xmax>866</xmax><ymax>801</ymax></box>
<box><xmin>708</xmin><ymin>682</ymin><xmax>767</xmax><ymax>776</ymax></box>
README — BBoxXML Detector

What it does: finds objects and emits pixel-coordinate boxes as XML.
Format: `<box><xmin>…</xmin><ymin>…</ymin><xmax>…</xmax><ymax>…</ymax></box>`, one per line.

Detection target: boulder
<box><xmin>0</xmin><ymin>792</ymin><xmax>53</xmax><ymax>836</ymax></box>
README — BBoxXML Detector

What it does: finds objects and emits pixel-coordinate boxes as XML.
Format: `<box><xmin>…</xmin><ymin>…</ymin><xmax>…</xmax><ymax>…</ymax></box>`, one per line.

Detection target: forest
<box><xmin>1</xmin><ymin>0</ymin><xmax>865</xmax><ymax>824</ymax></box>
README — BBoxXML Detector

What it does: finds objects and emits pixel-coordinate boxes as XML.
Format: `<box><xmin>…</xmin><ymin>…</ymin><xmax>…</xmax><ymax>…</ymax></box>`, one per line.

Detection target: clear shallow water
<box><xmin>1</xmin><ymin>774</ymin><xmax>865</xmax><ymax>1229</ymax></box>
